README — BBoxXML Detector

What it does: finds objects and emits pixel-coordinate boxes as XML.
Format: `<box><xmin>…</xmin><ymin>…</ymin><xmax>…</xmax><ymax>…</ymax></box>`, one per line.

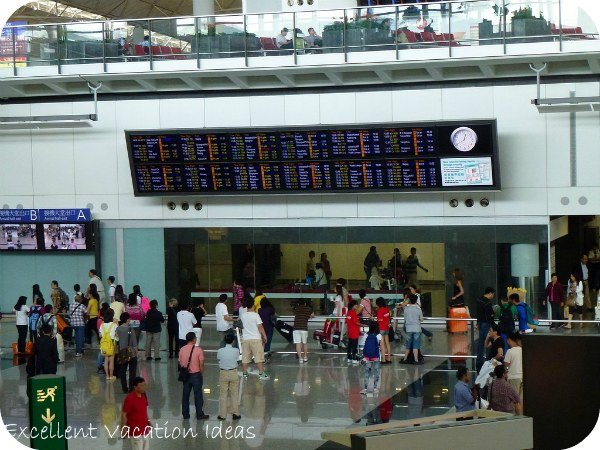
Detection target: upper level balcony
<box><xmin>0</xmin><ymin>0</ymin><xmax>599</xmax><ymax>98</ymax></box>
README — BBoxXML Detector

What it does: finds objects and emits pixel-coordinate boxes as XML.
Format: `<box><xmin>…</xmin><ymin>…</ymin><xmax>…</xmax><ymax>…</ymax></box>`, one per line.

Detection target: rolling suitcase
<box><xmin>449</xmin><ymin>333</ymin><xmax>468</xmax><ymax>363</ymax></box>
<box><xmin>447</xmin><ymin>306</ymin><xmax>469</xmax><ymax>334</ymax></box>
<box><xmin>275</xmin><ymin>320</ymin><xmax>294</xmax><ymax>343</ymax></box>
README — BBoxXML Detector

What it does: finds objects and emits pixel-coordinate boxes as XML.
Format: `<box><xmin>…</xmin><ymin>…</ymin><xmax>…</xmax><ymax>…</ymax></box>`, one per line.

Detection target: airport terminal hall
<box><xmin>1</xmin><ymin>0</ymin><xmax>600</xmax><ymax>449</ymax></box>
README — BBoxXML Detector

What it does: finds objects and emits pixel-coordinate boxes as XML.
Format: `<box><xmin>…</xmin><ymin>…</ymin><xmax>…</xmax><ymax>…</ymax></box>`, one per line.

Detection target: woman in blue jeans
<box><xmin>115</xmin><ymin>312</ymin><xmax>138</xmax><ymax>393</ymax></box>
<box><xmin>68</xmin><ymin>295</ymin><xmax>86</xmax><ymax>356</ymax></box>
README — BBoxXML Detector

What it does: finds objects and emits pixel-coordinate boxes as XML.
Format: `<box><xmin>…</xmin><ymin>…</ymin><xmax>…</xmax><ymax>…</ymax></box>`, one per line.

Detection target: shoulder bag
<box><xmin>565</xmin><ymin>291</ymin><xmax>576</xmax><ymax>308</ymax></box>
<box><xmin>178</xmin><ymin>347</ymin><xmax>195</xmax><ymax>383</ymax></box>
<box><xmin>116</xmin><ymin>330</ymin><xmax>132</xmax><ymax>365</ymax></box>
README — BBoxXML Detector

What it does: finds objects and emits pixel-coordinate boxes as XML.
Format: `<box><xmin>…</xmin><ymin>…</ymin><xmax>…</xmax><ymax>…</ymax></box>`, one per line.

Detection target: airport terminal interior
<box><xmin>0</xmin><ymin>0</ymin><xmax>600</xmax><ymax>449</ymax></box>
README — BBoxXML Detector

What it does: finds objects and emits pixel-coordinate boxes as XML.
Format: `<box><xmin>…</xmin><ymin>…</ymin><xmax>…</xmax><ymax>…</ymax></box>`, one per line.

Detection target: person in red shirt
<box><xmin>376</xmin><ymin>297</ymin><xmax>392</xmax><ymax>364</ymax></box>
<box><xmin>121</xmin><ymin>376</ymin><xmax>151</xmax><ymax>450</ymax></box>
<box><xmin>345</xmin><ymin>300</ymin><xmax>361</xmax><ymax>364</ymax></box>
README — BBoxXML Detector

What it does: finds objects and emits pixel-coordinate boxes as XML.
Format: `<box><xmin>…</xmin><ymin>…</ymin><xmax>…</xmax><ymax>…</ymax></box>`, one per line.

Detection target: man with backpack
<box><xmin>36</xmin><ymin>304</ymin><xmax>57</xmax><ymax>337</ymax></box>
<box><xmin>50</xmin><ymin>280</ymin><xmax>69</xmax><ymax>312</ymax></box>
<box><xmin>496</xmin><ymin>297</ymin><xmax>516</xmax><ymax>354</ymax></box>
<box><xmin>510</xmin><ymin>293</ymin><xmax>538</xmax><ymax>333</ymax></box>
<box><xmin>35</xmin><ymin>304</ymin><xmax>64</xmax><ymax>363</ymax></box>
<box><xmin>475</xmin><ymin>287</ymin><xmax>496</xmax><ymax>372</ymax></box>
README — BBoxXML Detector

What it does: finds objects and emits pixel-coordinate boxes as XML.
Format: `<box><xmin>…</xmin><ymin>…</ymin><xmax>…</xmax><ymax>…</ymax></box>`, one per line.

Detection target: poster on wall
<box><xmin>440</xmin><ymin>157</ymin><xmax>494</xmax><ymax>187</ymax></box>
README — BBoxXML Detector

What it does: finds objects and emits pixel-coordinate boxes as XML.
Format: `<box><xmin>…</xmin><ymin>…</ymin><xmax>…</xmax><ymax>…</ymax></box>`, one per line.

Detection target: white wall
<box><xmin>0</xmin><ymin>81</ymin><xmax>598</xmax><ymax>224</ymax></box>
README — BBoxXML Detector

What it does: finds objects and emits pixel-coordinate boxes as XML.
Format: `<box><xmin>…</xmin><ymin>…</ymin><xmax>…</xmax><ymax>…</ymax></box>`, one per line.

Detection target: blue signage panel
<box><xmin>0</xmin><ymin>209</ymin><xmax>91</xmax><ymax>223</ymax></box>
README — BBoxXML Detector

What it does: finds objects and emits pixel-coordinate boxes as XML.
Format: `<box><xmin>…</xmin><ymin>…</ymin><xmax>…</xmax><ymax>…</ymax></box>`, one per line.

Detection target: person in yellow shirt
<box><xmin>85</xmin><ymin>284</ymin><xmax>101</xmax><ymax>345</ymax></box>
<box><xmin>253</xmin><ymin>289</ymin><xmax>265</xmax><ymax>312</ymax></box>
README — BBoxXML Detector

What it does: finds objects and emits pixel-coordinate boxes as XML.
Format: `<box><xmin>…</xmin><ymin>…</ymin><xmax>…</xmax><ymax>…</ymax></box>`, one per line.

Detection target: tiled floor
<box><xmin>0</xmin><ymin>319</ymin><xmax>597</xmax><ymax>449</ymax></box>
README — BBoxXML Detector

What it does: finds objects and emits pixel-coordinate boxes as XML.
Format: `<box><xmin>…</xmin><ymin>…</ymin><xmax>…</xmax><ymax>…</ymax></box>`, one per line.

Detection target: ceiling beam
<box><xmin>425</xmin><ymin>67</ymin><xmax>443</xmax><ymax>81</ymax></box>
<box><xmin>480</xmin><ymin>65</ymin><xmax>496</xmax><ymax>78</ymax></box>
<box><xmin>275</xmin><ymin>74</ymin><xmax>295</xmax><ymax>87</ymax></box>
<box><xmin>325</xmin><ymin>71</ymin><xmax>343</xmax><ymax>85</ymax></box>
<box><xmin>229</xmin><ymin>75</ymin><xmax>249</xmax><ymax>89</ymax></box>
<box><xmin>374</xmin><ymin>69</ymin><xmax>393</xmax><ymax>83</ymax></box>
<box><xmin>587</xmin><ymin>58</ymin><xmax>600</xmax><ymax>73</ymax></box>
<box><xmin>44</xmin><ymin>82</ymin><xmax>70</xmax><ymax>94</ymax></box>
<box><xmin>135</xmin><ymin>79</ymin><xmax>157</xmax><ymax>90</ymax></box>
<box><xmin>180</xmin><ymin>77</ymin><xmax>203</xmax><ymax>89</ymax></box>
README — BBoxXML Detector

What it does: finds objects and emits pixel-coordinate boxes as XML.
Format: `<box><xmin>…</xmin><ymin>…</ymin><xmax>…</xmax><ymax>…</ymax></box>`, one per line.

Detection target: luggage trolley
<box><xmin>313</xmin><ymin>317</ymin><xmax>346</xmax><ymax>349</ymax></box>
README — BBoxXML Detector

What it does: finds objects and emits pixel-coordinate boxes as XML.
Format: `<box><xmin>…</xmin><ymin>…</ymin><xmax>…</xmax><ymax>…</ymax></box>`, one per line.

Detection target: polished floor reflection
<box><xmin>0</xmin><ymin>321</ymin><xmax>597</xmax><ymax>449</ymax></box>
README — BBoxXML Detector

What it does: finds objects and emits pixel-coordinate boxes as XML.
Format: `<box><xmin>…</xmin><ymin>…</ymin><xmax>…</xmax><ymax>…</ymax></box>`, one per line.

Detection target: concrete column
<box><xmin>193</xmin><ymin>0</ymin><xmax>214</xmax><ymax>16</ymax></box>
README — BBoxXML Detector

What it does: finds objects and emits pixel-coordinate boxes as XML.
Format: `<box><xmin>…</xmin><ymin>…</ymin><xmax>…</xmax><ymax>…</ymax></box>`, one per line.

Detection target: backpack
<box><xmin>517</xmin><ymin>302</ymin><xmax>539</xmax><ymax>326</ymax></box>
<box><xmin>29</xmin><ymin>306</ymin><xmax>42</xmax><ymax>331</ymax></box>
<box><xmin>58</xmin><ymin>288</ymin><xmax>69</xmax><ymax>310</ymax></box>
<box><xmin>100</xmin><ymin>323</ymin><xmax>116</xmax><ymax>356</ymax></box>
<box><xmin>140</xmin><ymin>296</ymin><xmax>151</xmax><ymax>314</ymax></box>
<box><xmin>498</xmin><ymin>305</ymin><xmax>515</xmax><ymax>333</ymax></box>
<box><xmin>363</xmin><ymin>334</ymin><xmax>380</xmax><ymax>359</ymax></box>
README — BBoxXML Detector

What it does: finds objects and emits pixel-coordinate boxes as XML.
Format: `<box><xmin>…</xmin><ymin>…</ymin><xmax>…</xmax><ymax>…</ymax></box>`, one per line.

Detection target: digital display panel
<box><xmin>43</xmin><ymin>224</ymin><xmax>88</xmax><ymax>250</ymax></box>
<box><xmin>0</xmin><ymin>224</ymin><xmax>38</xmax><ymax>250</ymax></box>
<box><xmin>126</xmin><ymin>121</ymin><xmax>499</xmax><ymax>195</ymax></box>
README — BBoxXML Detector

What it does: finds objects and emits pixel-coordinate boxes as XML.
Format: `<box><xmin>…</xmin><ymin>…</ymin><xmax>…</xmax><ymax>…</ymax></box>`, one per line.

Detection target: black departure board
<box><xmin>126</xmin><ymin>121</ymin><xmax>499</xmax><ymax>195</ymax></box>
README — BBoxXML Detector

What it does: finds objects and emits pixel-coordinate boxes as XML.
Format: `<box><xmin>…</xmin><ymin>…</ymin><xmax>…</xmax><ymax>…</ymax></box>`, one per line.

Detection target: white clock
<box><xmin>450</xmin><ymin>127</ymin><xmax>478</xmax><ymax>152</ymax></box>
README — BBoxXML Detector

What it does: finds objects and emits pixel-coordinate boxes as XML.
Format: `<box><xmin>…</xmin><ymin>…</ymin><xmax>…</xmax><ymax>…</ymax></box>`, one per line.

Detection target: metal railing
<box><xmin>0</xmin><ymin>0</ymin><xmax>596</xmax><ymax>76</ymax></box>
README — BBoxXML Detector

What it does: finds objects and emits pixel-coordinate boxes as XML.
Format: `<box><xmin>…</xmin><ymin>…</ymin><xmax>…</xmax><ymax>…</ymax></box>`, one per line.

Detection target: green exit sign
<box><xmin>28</xmin><ymin>375</ymin><xmax>68</xmax><ymax>450</ymax></box>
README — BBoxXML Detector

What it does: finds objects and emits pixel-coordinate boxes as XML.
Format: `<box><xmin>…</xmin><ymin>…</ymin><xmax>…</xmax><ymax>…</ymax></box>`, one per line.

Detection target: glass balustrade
<box><xmin>447</xmin><ymin>1</ymin><xmax>504</xmax><ymax>47</ymax></box>
<box><xmin>0</xmin><ymin>0</ymin><xmax>595</xmax><ymax>74</ymax></box>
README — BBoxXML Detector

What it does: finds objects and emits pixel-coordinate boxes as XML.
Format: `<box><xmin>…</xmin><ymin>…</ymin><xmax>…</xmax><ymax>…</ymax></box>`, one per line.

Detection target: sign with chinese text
<box><xmin>0</xmin><ymin>209</ymin><xmax>91</xmax><ymax>223</ymax></box>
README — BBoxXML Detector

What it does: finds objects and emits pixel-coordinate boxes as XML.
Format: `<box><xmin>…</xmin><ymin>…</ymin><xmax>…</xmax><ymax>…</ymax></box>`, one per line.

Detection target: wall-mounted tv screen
<box><xmin>0</xmin><ymin>224</ymin><xmax>38</xmax><ymax>250</ymax></box>
<box><xmin>43</xmin><ymin>224</ymin><xmax>88</xmax><ymax>250</ymax></box>
<box><xmin>126</xmin><ymin>120</ymin><xmax>500</xmax><ymax>195</ymax></box>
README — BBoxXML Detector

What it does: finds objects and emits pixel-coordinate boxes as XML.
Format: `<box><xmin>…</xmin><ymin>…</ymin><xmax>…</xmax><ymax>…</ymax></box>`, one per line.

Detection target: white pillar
<box><xmin>193</xmin><ymin>0</ymin><xmax>214</xmax><ymax>16</ymax></box>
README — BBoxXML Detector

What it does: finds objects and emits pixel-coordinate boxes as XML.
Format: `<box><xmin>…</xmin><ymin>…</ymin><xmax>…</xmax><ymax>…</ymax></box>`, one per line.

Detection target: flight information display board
<box><xmin>126</xmin><ymin>121</ymin><xmax>499</xmax><ymax>195</ymax></box>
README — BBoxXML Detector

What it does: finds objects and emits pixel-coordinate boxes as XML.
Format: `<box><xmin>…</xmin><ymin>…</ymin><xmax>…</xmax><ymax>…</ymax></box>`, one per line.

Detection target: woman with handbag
<box><xmin>564</xmin><ymin>273</ymin><xmax>583</xmax><ymax>329</ymax></box>
<box><xmin>126</xmin><ymin>293</ymin><xmax>145</xmax><ymax>343</ymax></box>
<box><xmin>115</xmin><ymin>312</ymin><xmax>138</xmax><ymax>394</ymax></box>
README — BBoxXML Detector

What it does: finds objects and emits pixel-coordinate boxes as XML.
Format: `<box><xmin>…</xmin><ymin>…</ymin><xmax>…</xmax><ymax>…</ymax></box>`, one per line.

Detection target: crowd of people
<box><xmin>14</xmin><ymin>263</ymin><xmax>571</xmax><ymax>447</ymax></box>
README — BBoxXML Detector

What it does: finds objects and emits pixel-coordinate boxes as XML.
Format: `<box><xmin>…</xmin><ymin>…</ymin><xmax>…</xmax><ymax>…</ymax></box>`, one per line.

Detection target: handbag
<box><xmin>116</xmin><ymin>330</ymin><xmax>132</xmax><ymax>365</ymax></box>
<box><xmin>55</xmin><ymin>314</ymin><xmax>68</xmax><ymax>334</ymax></box>
<box><xmin>565</xmin><ymin>294</ymin><xmax>576</xmax><ymax>308</ymax></box>
<box><xmin>178</xmin><ymin>347</ymin><xmax>195</xmax><ymax>383</ymax></box>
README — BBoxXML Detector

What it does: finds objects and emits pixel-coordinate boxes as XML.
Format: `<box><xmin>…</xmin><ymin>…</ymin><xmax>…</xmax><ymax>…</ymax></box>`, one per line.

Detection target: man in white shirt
<box><xmin>240</xmin><ymin>301</ymin><xmax>269</xmax><ymax>381</ymax></box>
<box><xmin>275</xmin><ymin>27</ymin><xmax>293</xmax><ymax>49</ymax></box>
<box><xmin>107</xmin><ymin>276</ymin><xmax>116</xmax><ymax>303</ymax></box>
<box><xmin>216</xmin><ymin>294</ymin><xmax>234</xmax><ymax>348</ymax></box>
<box><xmin>504</xmin><ymin>332</ymin><xmax>523</xmax><ymax>401</ymax></box>
<box><xmin>88</xmin><ymin>269</ymin><xmax>106</xmax><ymax>303</ymax></box>
<box><xmin>177</xmin><ymin>302</ymin><xmax>197</xmax><ymax>349</ymax></box>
